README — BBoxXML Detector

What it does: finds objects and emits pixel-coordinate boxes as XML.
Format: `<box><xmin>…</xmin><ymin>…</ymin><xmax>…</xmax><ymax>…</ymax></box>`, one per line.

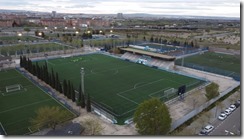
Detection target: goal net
<box><xmin>5</xmin><ymin>84</ymin><xmax>22</xmax><ymax>93</ymax></box>
<box><xmin>163</xmin><ymin>88</ymin><xmax>177</xmax><ymax>99</ymax></box>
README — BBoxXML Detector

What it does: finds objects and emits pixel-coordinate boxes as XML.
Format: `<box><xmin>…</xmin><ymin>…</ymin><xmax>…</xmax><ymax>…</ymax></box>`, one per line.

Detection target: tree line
<box><xmin>20</xmin><ymin>55</ymin><xmax>91</xmax><ymax>112</ymax></box>
<box><xmin>147</xmin><ymin>35</ymin><xmax>197</xmax><ymax>48</ymax></box>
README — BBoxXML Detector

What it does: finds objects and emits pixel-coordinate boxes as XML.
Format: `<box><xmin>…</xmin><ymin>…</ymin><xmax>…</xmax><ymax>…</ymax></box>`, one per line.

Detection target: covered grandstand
<box><xmin>119</xmin><ymin>47</ymin><xmax>176</xmax><ymax>61</ymax></box>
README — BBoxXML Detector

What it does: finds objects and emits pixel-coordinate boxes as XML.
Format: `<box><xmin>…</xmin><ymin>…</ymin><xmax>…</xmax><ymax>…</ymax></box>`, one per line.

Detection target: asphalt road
<box><xmin>209</xmin><ymin>106</ymin><xmax>241</xmax><ymax>136</ymax></box>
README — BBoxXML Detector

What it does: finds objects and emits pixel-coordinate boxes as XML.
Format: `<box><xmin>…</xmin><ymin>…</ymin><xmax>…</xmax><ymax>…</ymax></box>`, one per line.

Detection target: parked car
<box><xmin>201</xmin><ymin>125</ymin><xmax>214</xmax><ymax>134</ymax></box>
<box><xmin>228</xmin><ymin>104</ymin><xmax>236</xmax><ymax>112</ymax></box>
<box><xmin>198</xmin><ymin>130</ymin><xmax>208</xmax><ymax>135</ymax></box>
<box><xmin>237</xmin><ymin>99</ymin><xmax>240</xmax><ymax>104</ymax></box>
<box><xmin>218</xmin><ymin>113</ymin><xmax>227</xmax><ymax>120</ymax></box>
<box><xmin>224</xmin><ymin>109</ymin><xmax>232</xmax><ymax>115</ymax></box>
<box><xmin>234</xmin><ymin>102</ymin><xmax>240</xmax><ymax>108</ymax></box>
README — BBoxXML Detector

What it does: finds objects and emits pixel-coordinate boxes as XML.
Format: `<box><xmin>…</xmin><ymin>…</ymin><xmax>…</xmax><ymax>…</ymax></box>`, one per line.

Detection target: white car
<box><xmin>218</xmin><ymin>113</ymin><xmax>227</xmax><ymax>120</ymax></box>
<box><xmin>224</xmin><ymin>109</ymin><xmax>232</xmax><ymax>115</ymax></box>
<box><xmin>203</xmin><ymin>125</ymin><xmax>214</xmax><ymax>133</ymax></box>
<box><xmin>228</xmin><ymin>104</ymin><xmax>236</xmax><ymax>112</ymax></box>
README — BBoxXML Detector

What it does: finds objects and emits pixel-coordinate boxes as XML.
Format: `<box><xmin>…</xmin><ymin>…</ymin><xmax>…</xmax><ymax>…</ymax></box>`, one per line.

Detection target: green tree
<box><xmin>63</xmin><ymin>80</ymin><xmax>68</xmax><ymax>97</ymax></box>
<box><xmin>81</xmin><ymin>118</ymin><xmax>104</xmax><ymax>135</ymax></box>
<box><xmin>133</xmin><ymin>98</ymin><xmax>172</xmax><ymax>135</ymax></box>
<box><xmin>24</xmin><ymin>27</ymin><xmax>30</xmax><ymax>39</ymax></box>
<box><xmin>20</xmin><ymin>55</ymin><xmax>23</xmax><ymax>67</ymax></box>
<box><xmin>55</xmin><ymin>72</ymin><xmax>59</xmax><ymax>91</ymax></box>
<box><xmin>76</xmin><ymin>85</ymin><xmax>82</xmax><ymax>106</ymax></box>
<box><xmin>67</xmin><ymin>80</ymin><xmax>71</xmax><ymax>99</ymax></box>
<box><xmin>30</xmin><ymin>106</ymin><xmax>70</xmax><ymax>130</ymax></box>
<box><xmin>71</xmin><ymin>84</ymin><xmax>76</xmax><ymax>102</ymax></box>
<box><xmin>81</xmin><ymin>90</ymin><xmax>86</xmax><ymax>108</ymax></box>
<box><xmin>205</xmin><ymin>82</ymin><xmax>219</xmax><ymax>100</ymax></box>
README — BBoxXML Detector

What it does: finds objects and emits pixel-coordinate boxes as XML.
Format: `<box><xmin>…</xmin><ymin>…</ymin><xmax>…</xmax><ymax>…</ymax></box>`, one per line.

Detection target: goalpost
<box><xmin>162</xmin><ymin>88</ymin><xmax>177</xmax><ymax>99</ymax></box>
<box><xmin>5</xmin><ymin>84</ymin><xmax>22</xmax><ymax>93</ymax></box>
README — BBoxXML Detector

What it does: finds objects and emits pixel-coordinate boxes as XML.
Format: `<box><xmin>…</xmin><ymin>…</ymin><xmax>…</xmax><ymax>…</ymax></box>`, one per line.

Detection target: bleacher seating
<box><xmin>121</xmin><ymin>52</ymin><xmax>174</xmax><ymax>69</ymax></box>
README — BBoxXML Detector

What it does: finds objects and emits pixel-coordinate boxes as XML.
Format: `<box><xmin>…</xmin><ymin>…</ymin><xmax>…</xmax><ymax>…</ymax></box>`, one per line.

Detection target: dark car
<box><xmin>234</xmin><ymin>102</ymin><xmax>240</xmax><ymax>108</ymax></box>
<box><xmin>198</xmin><ymin>130</ymin><xmax>207</xmax><ymax>135</ymax></box>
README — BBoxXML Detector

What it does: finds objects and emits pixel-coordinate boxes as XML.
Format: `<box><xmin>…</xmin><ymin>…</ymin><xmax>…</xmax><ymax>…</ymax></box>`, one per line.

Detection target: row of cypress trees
<box><xmin>20</xmin><ymin>55</ymin><xmax>91</xmax><ymax>112</ymax></box>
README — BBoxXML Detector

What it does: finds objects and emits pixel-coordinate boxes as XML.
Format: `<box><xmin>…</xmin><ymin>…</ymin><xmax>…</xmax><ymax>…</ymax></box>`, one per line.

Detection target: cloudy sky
<box><xmin>0</xmin><ymin>0</ymin><xmax>240</xmax><ymax>17</ymax></box>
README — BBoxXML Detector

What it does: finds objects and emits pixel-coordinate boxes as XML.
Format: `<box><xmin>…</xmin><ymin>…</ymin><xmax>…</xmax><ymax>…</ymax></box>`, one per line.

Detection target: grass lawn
<box><xmin>0</xmin><ymin>69</ymin><xmax>76</xmax><ymax>135</ymax></box>
<box><xmin>37</xmin><ymin>53</ymin><xmax>205</xmax><ymax>124</ymax></box>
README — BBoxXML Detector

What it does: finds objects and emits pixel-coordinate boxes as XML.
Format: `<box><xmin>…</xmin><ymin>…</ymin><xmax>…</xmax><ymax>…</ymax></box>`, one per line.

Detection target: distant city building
<box><xmin>52</xmin><ymin>11</ymin><xmax>56</xmax><ymax>18</ymax></box>
<box><xmin>117</xmin><ymin>13</ymin><xmax>124</xmax><ymax>19</ymax></box>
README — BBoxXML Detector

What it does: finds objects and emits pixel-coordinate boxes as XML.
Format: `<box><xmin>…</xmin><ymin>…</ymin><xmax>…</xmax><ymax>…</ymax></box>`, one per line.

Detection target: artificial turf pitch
<box><xmin>0</xmin><ymin>69</ymin><xmax>76</xmax><ymax>135</ymax></box>
<box><xmin>37</xmin><ymin>53</ymin><xmax>205</xmax><ymax>124</ymax></box>
<box><xmin>175</xmin><ymin>52</ymin><xmax>240</xmax><ymax>79</ymax></box>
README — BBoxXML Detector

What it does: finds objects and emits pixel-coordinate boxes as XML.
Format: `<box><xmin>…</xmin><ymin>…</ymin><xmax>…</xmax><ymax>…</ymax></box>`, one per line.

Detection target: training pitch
<box><xmin>175</xmin><ymin>52</ymin><xmax>240</xmax><ymax>80</ymax></box>
<box><xmin>0</xmin><ymin>69</ymin><xmax>76</xmax><ymax>135</ymax></box>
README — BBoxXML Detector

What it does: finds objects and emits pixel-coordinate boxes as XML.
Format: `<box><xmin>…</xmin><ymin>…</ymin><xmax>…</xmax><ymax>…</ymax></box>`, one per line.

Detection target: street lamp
<box><xmin>38</xmin><ymin>32</ymin><xmax>42</xmax><ymax>36</ymax></box>
<box><xmin>54</xmin><ymin>26</ymin><xmax>57</xmax><ymax>30</ymax></box>
<box><xmin>87</xmin><ymin>30</ymin><xmax>92</xmax><ymax>46</ymax></box>
<box><xmin>80</xmin><ymin>67</ymin><xmax>85</xmax><ymax>94</ymax></box>
<box><xmin>17</xmin><ymin>33</ymin><xmax>22</xmax><ymax>36</ymax></box>
<box><xmin>64</xmin><ymin>27</ymin><xmax>68</xmax><ymax>30</ymax></box>
<box><xmin>44</xmin><ymin>27</ymin><xmax>48</xmax><ymax>30</ymax></box>
<box><xmin>73</xmin><ymin>26</ymin><xmax>76</xmax><ymax>29</ymax></box>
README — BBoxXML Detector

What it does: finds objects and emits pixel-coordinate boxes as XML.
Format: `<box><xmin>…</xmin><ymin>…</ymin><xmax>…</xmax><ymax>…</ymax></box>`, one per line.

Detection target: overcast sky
<box><xmin>0</xmin><ymin>0</ymin><xmax>240</xmax><ymax>17</ymax></box>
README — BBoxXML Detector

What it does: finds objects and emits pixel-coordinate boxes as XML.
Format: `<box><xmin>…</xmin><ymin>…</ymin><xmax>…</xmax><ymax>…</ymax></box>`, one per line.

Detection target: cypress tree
<box><xmin>36</xmin><ymin>63</ymin><xmax>40</xmax><ymax>79</ymax></box>
<box><xmin>27</xmin><ymin>58</ymin><xmax>33</xmax><ymax>74</ymax></box>
<box><xmin>32</xmin><ymin>64</ymin><xmax>36</xmax><ymax>76</ymax></box>
<box><xmin>76</xmin><ymin>85</ymin><xmax>81</xmax><ymax>106</ymax></box>
<box><xmin>51</xmin><ymin>68</ymin><xmax>55</xmax><ymax>88</ymax></box>
<box><xmin>71</xmin><ymin>84</ymin><xmax>75</xmax><ymax>102</ymax></box>
<box><xmin>63</xmin><ymin>80</ymin><xmax>67</xmax><ymax>97</ymax></box>
<box><xmin>22</xmin><ymin>56</ymin><xmax>26</xmax><ymax>69</ymax></box>
<box><xmin>39</xmin><ymin>66</ymin><xmax>43</xmax><ymax>80</ymax></box>
<box><xmin>55</xmin><ymin>72</ymin><xmax>59</xmax><ymax>91</ymax></box>
<box><xmin>81</xmin><ymin>90</ymin><xmax>85</xmax><ymax>108</ymax></box>
<box><xmin>43</xmin><ymin>63</ymin><xmax>48</xmax><ymax>83</ymax></box>
<box><xmin>67</xmin><ymin>80</ymin><xmax>71</xmax><ymax>99</ymax></box>
<box><xmin>86</xmin><ymin>93</ymin><xmax>91</xmax><ymax>112</ymax></box>
<box><xmin>20</xmin><ymin>55</ymin><xmax>23</xmax><ymax>67</ymax></box>
<box><xmin>59</xmin><ymin>82</ymin><xmax>63</xmax><ymax>94</ymax></box>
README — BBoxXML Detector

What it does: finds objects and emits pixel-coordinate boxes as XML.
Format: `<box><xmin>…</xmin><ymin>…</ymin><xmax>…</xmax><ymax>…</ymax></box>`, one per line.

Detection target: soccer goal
<box><xmin>5</xmin><ymin>84</ymin><xmax>22</xmax><ymax>93</ymax></box>
<box><xmin>162</xmin><ymin>88</ymin><xmax>177</xmax><ymax>99</ymax></box>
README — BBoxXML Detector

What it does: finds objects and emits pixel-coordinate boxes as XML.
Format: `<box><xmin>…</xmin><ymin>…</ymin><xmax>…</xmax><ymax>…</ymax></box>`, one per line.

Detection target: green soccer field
<box><xmin>0</xmin><ymin>69</ymin><xmax>76</xmax><ymax>135</ymax></box>
<box><xmin>175</xmin><ymin>52</ymin><xmax>240</xmax><ymax>80</ymax></box>
<box><xmin>37</xmin><ymin>53</ymin><xmax>205</xmax><ymax>124</ymax></box>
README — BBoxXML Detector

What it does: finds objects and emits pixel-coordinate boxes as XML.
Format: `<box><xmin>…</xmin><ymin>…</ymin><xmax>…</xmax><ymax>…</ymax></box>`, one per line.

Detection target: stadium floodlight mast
<box><xmin>80</xmin><ymin>67</ymin><xmax>85</xmax><ymax>94</ymax></box>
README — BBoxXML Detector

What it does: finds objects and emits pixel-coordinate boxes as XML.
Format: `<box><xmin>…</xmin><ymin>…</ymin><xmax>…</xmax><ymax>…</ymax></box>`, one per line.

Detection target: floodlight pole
<box><xmin>80</xmin><ymin>67</ymin><xmax>85</xmax><ymax>94</ymax></box>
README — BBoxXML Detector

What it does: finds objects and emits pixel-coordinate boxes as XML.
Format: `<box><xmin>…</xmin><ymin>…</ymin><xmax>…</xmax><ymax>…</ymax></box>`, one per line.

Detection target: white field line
<box><xmin>117</xmin><ymin>78</ymin><xmax>165</xmax><ymax>95</ymax></box>
<box><xmin>0</xmin><ymin>99</ymin><xmax>52</xmax><ymax>114</ymax></box>
<box><xmin>133</xmin><ymin>82</ymin><xmax>145</xmax><ymax>89</ymax></box>
<box><xmin>15</xmin><ymin>69</ymin><xmax>77</xmax><ymax>117</ymax></box>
